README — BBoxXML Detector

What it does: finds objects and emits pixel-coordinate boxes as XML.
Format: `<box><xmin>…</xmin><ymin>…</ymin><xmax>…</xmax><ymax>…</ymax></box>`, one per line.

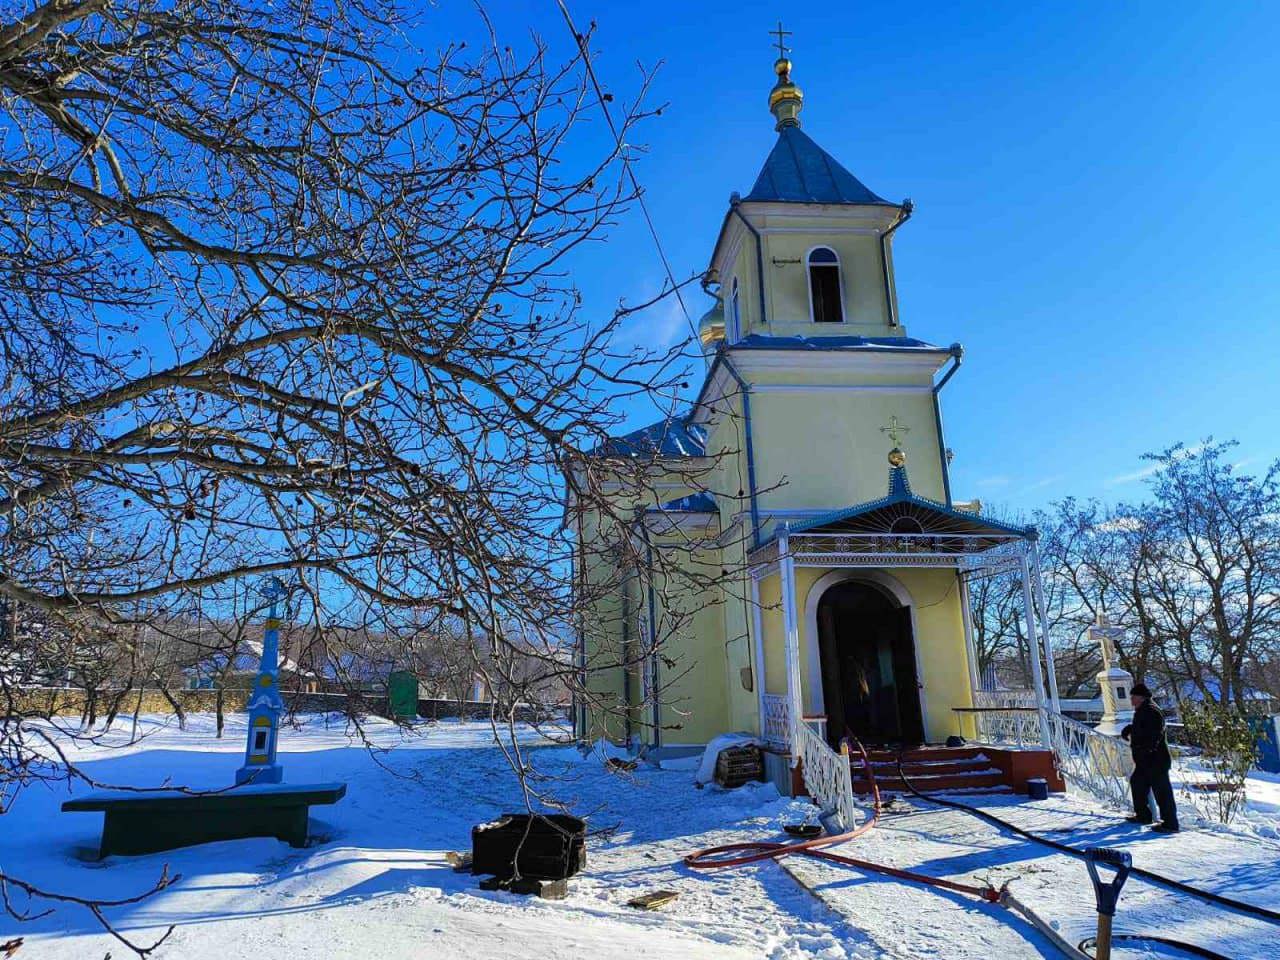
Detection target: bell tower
<box><xmin>702</xmin><ymin>30</ymin><xmax>912</xmax><ymax>353</ymax></box>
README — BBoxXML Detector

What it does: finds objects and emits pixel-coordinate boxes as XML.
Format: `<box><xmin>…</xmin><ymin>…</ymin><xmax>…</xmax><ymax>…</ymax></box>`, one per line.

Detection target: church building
<box><xmin>573</xmin><ymin>39</ymin><xmax>1060</xmax><ymax>776</ymax></box>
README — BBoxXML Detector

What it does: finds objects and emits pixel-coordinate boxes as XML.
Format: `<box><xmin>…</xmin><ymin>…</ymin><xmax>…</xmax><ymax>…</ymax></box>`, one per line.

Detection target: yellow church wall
<box><xmin>748</xmin><ymin>390</ymin><xmax>947</xmax><ymax>509</ymax></box>
<box><xmin>722</xmin><ymin>556</ymin><xmax>764</xmax><ymax>734</ymax></box>
<box><xmin>724</xmin><ymin>234</ymin><xmax>762</xmax><ymax>334</ymax></box>
<box><xmin>574</xmin><ymin>489</ymin><xmax>734</xmax><ymax>747</ymax></box>
<box><xmin>752</xmin><ymin>566</ymin><xmax>974</xmax><ymax>743</ymax></box>
<box><xmin>574</xmin><ymin>507</ymin><xmax>631</xmax><ymax>744</ymax></box>
<box><xmin>645</xmin><ymin>536</ymin><xmax>731</xmax><ymax>746</ymax></box>
<box><xmin>760</xmin><ymin>231</ymin><xmax>890</xmax><ymax>332</ymax></box>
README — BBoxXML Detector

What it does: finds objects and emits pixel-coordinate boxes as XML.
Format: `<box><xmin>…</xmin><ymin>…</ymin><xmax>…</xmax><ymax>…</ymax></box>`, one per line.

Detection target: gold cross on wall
<box><xmin>770</xmin><ymin>21</ymin><xmax>792</xmax><ymax>59</ymax></box>
<box><xmin>880</xmin><ymin>415</ymin><xmax>910</xmax><ymax>448</ymax></box>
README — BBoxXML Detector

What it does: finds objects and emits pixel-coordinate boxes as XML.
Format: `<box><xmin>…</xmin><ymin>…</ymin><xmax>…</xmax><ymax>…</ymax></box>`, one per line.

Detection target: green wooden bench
<box><xmin>62</xmin><ymin>782</ymin><xmax>346</xmax><ymax>859</ymax></box>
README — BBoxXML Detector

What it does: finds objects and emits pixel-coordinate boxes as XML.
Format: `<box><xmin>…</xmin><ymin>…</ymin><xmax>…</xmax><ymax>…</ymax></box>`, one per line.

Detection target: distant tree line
<box><xmin>973</xmin><ymin>440</ymin><xmax>1280</xmax><ymax>711</ymax></box>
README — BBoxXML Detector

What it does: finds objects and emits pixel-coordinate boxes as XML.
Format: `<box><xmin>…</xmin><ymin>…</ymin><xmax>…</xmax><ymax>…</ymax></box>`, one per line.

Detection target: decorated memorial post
<box><xmin>236</xmin><ymin>577</ymin><xmax>289</xmax><ymax>785</ymax></box>
<box><xmin>1091</xmin><ymin>612</ymin><xmax>1134</xmax><ymax>737</ymax></box>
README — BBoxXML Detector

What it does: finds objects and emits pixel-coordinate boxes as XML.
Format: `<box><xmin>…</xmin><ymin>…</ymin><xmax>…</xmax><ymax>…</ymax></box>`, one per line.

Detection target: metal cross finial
<box><xmin>880</xmin><ymin>415</ymin><xmax>910</xmax><ymax>448</ymax></box>
<box><xmin>771</xmin><ymin>21</ymin><xmax>792</xmax><ymax>59</ymax></box>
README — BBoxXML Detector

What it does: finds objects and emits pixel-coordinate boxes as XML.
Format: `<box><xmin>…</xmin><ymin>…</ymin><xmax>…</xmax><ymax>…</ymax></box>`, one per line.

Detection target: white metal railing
<box><xmin>796</xmin><ymin>718</ymin><xmax>858</xmax><ymax>830</ymax></box>
<box><xmin>1043</xmin><ymin>709</ymin><xmax>1134</xmax><ymax>809</ymax></box>
<box><xmin>761</xmin><ymin>694</ymin><xmax>790</xmax><ymax>748</ymax></box>
<box><xmin>970</xmin><ymin>706</ymin><xmax>1134</xmax><ymax>810</ymax></box>
<box><xmin>972</xmin><ymin>706</ymin><xmax>1043</xmax><ymax>747</ymax></box>
<box><xmin>972</xmin><ymin>689</ymin><xmax>1038</xmax><ymax>710</ymax></box>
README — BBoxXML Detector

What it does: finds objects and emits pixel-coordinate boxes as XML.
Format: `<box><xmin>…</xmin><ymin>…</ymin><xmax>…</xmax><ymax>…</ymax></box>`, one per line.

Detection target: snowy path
<box><xmin>4</xmin><ymin>715</ymin><xmax>1278</xmax><ymax>959</ymax></box>
<box><xmin>787</xmin><ymin>792</ymin><xmax>1279</xmax><ymax>959</ymax></box>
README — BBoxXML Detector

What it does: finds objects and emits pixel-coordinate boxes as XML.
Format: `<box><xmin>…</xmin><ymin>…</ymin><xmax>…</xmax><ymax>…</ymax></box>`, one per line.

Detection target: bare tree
<box><xmin>1</xmin><ymin>0</ymin><xmax>729</xmax><ymax>948</ymax></box>
<box><xmin>1137</xmin><ymin>441</ymin><xmax>1280</xmax><ymax>706</ymax></box>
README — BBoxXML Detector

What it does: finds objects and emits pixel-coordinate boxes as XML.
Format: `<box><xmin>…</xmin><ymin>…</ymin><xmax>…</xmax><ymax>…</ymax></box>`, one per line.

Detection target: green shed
<box><xmin>387</xmin><ymin>670</ymin><xmax>420</xmax><ymax>720</ymax></box>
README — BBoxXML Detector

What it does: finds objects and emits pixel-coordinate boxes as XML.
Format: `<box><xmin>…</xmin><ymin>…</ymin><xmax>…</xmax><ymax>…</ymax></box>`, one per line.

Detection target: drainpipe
<box><xmin>931</xmin><ymin>343</ymin><xmax>963</xmax><ymax>506</ymax></box>
<box><xmin>645</xmin><ymin>536</ymin><xmax>660</xmax><ymax>749</ymax></box>
<box><xmin>880</xmin><ymin>199</ymin><xmax>913</xmax><ymax>328</ymax></box>
<box><xmin>729</xmin><ymin>195</ymin><xmax>768</xmax><ymax>332</ymax></box>
<box><xmin>620</xmin><ymin>564</ymin><xmax>633</xmax><ymax>747</ymax></box>
<box><xmin>719</xmin><ymin>350</ymin><xmax>762</xmax><ymax>550</ymax></box>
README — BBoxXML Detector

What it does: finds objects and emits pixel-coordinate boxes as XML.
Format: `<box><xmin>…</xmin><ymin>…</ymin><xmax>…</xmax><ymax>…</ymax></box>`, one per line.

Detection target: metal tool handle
<box><xmin>1085</xmin><ymin>847</ymin><xmax>1132</xmax><ymax>917</ymax></box>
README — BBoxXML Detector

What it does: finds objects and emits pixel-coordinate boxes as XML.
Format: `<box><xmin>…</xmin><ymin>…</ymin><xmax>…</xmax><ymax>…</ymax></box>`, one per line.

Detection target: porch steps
<box><xmin>850</xmin><ymin>747</ymin><xmax>1012</xmax><ymax>795</ymax></box>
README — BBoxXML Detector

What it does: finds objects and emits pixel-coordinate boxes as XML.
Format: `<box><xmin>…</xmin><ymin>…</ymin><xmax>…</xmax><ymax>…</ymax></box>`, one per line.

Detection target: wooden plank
<box><xmin>627</xmin><ymin>890</ymin><xmax>680</xmax><ymax>910</ymax></box>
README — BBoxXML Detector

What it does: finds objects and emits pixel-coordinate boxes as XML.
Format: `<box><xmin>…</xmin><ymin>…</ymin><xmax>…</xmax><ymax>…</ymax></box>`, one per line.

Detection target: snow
<box><xmin>2</xmin><ymin>715</ymin><xmax>1278</xmax><ymax>959</ymax></box>
<box><xmin>790</xmin><ymin>790</ymin><xmax>1280</xmax><ymax>959</ymax></box>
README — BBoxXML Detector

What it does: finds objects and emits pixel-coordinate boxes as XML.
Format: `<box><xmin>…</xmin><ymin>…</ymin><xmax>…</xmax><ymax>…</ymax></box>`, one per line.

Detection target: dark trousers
<box><xmin>1130</xmin><ymin>762</ymin><xmax>1178</xmax><ymax>827</ymax></box>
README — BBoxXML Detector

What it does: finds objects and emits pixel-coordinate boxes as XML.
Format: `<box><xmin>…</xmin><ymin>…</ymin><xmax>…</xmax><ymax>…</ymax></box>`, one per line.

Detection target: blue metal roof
<box><xmin>593</xmin><ymin>415</ymin><xmax>706</xmax><ymax>458</ymax></box>
<box><xmin>744</xmin><ymin>126</ymin><xmax>895</xmax><ymax>206</ymax></box>
<box><xmin>732</xmin><ymin>334</ymin><xmax>943</xmax><ymax>352</ymax></box>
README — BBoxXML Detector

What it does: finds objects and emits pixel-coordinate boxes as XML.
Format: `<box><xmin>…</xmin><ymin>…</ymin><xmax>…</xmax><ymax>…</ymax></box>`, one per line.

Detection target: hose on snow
<box><xmin>683</xmin><ymin>739</ymin><xmax>1003</xmax><ymax>904</ymax></box>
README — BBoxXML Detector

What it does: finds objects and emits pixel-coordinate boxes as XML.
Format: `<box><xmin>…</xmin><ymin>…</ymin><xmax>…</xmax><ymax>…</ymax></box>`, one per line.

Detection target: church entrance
<box><xmin>816</xmin><ymin>580</ymin><xmax>924</xmax><ymax>748</ymax></box>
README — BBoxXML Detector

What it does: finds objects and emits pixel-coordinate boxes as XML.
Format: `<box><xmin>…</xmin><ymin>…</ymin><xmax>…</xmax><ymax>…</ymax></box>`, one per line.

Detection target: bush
<box><xmin>1179</xmin><ymin>700</ymin><xmax>1257</xmax><ymax>824</ymax></box>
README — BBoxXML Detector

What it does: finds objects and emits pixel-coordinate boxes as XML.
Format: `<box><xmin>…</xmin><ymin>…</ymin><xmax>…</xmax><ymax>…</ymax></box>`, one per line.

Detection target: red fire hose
<box><xmin>682</xmin><ymin>739</ymin><xmax>1004</xmax><ymax>904</ymax></box>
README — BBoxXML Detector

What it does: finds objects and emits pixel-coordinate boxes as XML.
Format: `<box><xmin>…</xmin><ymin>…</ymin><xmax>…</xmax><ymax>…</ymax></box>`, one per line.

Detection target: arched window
<box><xmin>807</xmin><ymin>247</ymin><xmax>844</xmax><ymax>324</ymax></box>
<box><xmin>891</xmin><ymin>516</ymin><xmax>924</xmax><ymax>535</ymax></box>
<box><xmin>730</xmin><ymin>277</ymin><xmax>741</xmax><ymax>341</ymax></box>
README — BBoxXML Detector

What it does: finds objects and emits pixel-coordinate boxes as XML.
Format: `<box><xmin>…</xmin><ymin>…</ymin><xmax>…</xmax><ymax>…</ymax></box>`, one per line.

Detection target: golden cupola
<box><xmin>768</xmin><ymin>23</ymin><xmax>803</xmax><ymax>130</ymax></box>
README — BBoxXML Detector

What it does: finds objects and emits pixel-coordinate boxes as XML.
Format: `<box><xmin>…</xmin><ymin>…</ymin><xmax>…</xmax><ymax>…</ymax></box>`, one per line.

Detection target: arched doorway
<box><xmin>816</xmin><ymin>581</ymin><xmax>925</xmax><ymax>747</ymax></box>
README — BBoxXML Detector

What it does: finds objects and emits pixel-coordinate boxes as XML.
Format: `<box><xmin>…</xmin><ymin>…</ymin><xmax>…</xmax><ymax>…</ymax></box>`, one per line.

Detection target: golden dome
<box><xmin>768</xmin><ymin>56</ymin><xmax>803</xmax><ymax>129</ymax></box>
<box><xmin>698</xmin><ymin>304</ymin><xmax>725</xmax><ymax>351</ymax></box>
<box><xmin>888</xmin><ymin>447</ymin><xmax>907</xmax><ymax>468</ymax></box>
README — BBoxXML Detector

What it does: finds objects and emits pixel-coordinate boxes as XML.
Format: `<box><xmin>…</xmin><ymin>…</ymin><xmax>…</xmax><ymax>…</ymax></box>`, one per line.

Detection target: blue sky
<box><xmin>455</xmin><ymin>3</ymin><xmax>1280</xmax><ymax>512</ymax></box>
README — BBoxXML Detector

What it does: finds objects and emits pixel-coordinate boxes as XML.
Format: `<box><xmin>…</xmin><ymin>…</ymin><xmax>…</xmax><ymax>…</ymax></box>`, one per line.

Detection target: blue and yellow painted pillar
<box><xmin>236</xmin><ymin>577</ymin><xmax>288</xmax><ymax>785</ymax></box>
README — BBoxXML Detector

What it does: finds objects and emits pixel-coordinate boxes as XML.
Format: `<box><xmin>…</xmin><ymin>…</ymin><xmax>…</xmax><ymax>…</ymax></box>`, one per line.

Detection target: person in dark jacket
<box><xmin>1120</xmin><ymin>682</ymin><xmax>1179</xmax><ymax>833</ymax></box>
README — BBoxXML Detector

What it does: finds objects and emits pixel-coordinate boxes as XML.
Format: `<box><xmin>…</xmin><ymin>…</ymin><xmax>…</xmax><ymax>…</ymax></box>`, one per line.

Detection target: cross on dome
<box><xmin>770</xmin><ymin>21</ymin><xmax>792</xmax><ymax>59</ymax></box>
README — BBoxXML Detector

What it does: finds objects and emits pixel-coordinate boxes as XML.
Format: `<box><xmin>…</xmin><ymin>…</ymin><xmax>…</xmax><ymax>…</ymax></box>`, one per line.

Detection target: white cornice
<box><xmin>748</xmin><ymin>382</ymin><xmax>932</xmax><ymax>394</ymax></box>
<box><xmin>728</xmin><ymin>348</ymin><xmax>949</xmax><ymax>376</ymax></box>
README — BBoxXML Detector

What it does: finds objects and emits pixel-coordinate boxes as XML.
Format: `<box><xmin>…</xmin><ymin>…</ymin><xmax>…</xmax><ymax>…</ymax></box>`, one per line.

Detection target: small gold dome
<box><xmin>888</xmin><ymin>447</ymin><xmax>907</xmax><ymax>468</ymax></box>
<box><xmin>698</xmin><ymin>303</ymin><xmax>725</xmax><ymax>351</ymax></box>
<box><xmin>768</xmin><ymin>56</ymin><xmax>803</xmax><ymax>129</ymax></box>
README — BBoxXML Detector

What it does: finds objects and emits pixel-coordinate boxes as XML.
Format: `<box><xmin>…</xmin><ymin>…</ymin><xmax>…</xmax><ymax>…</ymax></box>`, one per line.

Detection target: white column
<box><xmin>778</xmin><ymin>526</ymin><xmax>804</xmax><ymax>765</ymax></box>
<box><xmin>1018</xmin><ymin>547</ymin><xmax>1053</xmax><ymax>747</ymax></box>
<box><xmin>750</xmin><ymin>573</ymin><xmax>767</xmax><ymax>736</ymax></box>
<box><xmin>958</xmin><ymin>574</ymin><xmax>980</xmax><ymax>695</ymax></box>
<box><xmin>1029</xmin><ymin>541</ymin><xmax>1062</xmax><ymax>713</ymax></box>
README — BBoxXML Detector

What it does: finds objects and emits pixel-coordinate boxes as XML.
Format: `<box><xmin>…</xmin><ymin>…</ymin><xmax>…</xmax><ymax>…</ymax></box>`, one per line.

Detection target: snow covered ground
<box><xmin>2</xmin><ymin>715</ymin><xmax>1278</xmax><ymax>959</ymax></box>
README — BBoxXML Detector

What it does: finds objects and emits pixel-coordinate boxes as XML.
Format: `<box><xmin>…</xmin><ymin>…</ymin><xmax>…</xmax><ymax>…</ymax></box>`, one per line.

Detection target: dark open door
<box><xmin>817</xmin><ymin>582</ymin><xmax>925</xmax><ymax>747</ymax></box>
<box><xmin>890</xmin><ymin>606</ymin><xmax>924</xmax><ymax>745</ymax></box>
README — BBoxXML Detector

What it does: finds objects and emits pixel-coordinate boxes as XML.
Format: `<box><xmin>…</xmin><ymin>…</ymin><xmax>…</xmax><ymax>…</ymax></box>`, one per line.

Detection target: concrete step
<box><xmin>858</xmin><ymin>758</ymin><xmax>994</xmax><ymax>778</ymax></box>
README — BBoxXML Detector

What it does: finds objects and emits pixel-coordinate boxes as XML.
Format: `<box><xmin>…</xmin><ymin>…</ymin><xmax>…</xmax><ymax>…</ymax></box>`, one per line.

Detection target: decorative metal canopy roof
<box><xmin>792</xmin><ymin>464</ymin><xmax>1031</xmax><ymax>544</ymax></box>
<box><xmin>749</xmin><ymin>462</ymin><xmax>1033</xmax><ymax>575</ymax></box>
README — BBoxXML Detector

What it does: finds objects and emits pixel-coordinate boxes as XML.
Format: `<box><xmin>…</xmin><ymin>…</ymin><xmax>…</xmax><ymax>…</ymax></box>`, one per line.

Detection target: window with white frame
<box><xmin>807</xmin><ymin>246</ymin><xmax>844</xmax><ymax>324</ymax></box>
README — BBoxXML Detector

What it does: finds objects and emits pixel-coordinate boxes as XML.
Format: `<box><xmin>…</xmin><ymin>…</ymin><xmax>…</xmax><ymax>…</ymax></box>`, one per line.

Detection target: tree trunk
<box><xmin>156</xmin><ymin>684</ymin><xmax>187</xmax><ymax>731</ymax></box>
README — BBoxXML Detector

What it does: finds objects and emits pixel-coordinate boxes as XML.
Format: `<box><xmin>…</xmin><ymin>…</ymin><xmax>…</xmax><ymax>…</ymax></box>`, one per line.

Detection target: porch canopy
<box><xmin>747</xmin><ymin>464</ymin><xmax>1060</xmax><ymax>750</ymax></box>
